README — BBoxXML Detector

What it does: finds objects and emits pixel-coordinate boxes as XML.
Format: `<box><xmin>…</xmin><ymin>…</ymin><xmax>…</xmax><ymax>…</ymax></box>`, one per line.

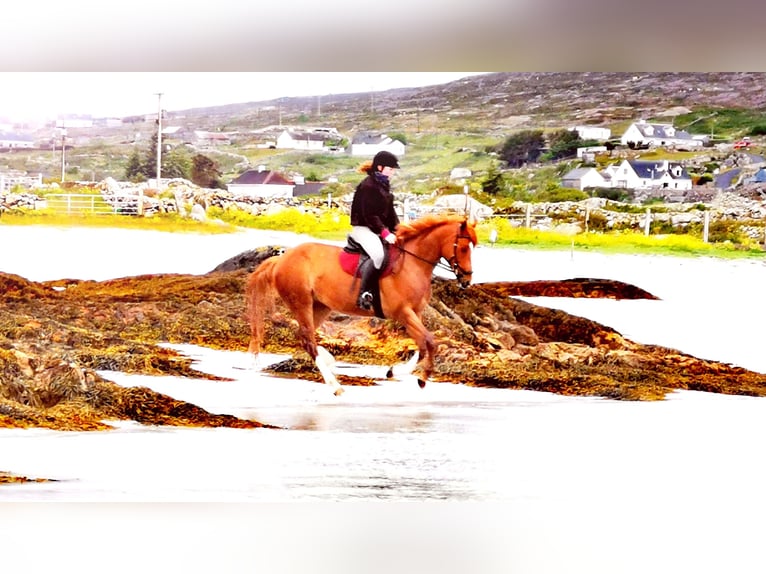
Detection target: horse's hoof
<box><xmin>385</xmin><ymin>367</ymin><xmax>394</xmax><ymax>379</ymax></box>
<box><xmin>334</xmin><ymin>387</ymin><xmax>345</xmax><ymax>396</ymax></box>
<box><xmin>417</xmin><ymin>379</ymin><xmax>426</xmax><ymax>389</ymax></box>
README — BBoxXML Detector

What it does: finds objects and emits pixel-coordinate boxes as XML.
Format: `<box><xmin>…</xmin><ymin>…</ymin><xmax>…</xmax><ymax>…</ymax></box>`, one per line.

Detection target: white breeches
<box><xmin>350</xmin><ymin>226</ymin><xmax>385</xmax><ymax>269</ymax></box>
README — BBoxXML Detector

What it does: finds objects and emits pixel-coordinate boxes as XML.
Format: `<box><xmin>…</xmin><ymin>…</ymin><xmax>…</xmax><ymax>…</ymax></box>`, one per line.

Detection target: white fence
<box><xmin>43</xmin><ymin>194</ymin><xmax>140</xmax><ymax>215</ymax></box>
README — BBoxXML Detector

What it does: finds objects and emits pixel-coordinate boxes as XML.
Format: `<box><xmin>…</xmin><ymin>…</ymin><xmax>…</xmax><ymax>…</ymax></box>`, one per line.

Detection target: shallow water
<box><xmin>2</xmin><ymin>227</ymin><xmax>766</xmax><ymax>571</ymax></box>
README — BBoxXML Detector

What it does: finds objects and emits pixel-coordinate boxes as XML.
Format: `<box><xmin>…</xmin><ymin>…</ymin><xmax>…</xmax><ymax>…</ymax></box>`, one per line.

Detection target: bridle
<box><xmin>447</xmin><ymin>228</ymin><xmax>474</xmax><ymax>284</ymax></box>
<box><xmin>396</xmin><ymin>223</ymin><xmax>474</xmax><ymax>284</ymax></box>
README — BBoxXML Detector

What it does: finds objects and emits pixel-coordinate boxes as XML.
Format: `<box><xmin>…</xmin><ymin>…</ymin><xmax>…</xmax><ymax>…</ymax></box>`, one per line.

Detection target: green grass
<box><xmin>0</xmin><ymin>210</ymin><xmax>239</xmax><ymax>234</ymax></box>
<box><xmin>3</xmin><ymin>204</ymin><xmax>765</xmax><ymax>259</ymax></box>
<box><xmin>477</xmin><ymin>219</ymin><xmax>766</xmax><ymax>259</ymax></box>
<box><xmin>207</xmin><ymin>205</ymin><xmax>350</xmax><ymax>240</ymax></box>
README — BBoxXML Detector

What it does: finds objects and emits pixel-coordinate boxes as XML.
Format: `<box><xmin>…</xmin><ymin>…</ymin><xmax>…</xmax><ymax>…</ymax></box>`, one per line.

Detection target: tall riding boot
<box><xmin>357</xmin><ymin>257</ymin><xmax>380</xmax><ymax>310</ymax></box>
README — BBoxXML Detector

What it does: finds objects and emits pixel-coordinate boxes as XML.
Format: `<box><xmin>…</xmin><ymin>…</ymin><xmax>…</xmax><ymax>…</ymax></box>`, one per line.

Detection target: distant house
<box><xmin>161</xmin><ymin>126</ymin><xmax>190</xmax><ymax>141</ymax></box>
<box><xmin>620</xmin><ymin>120</ymin><xmax>703</xmax><ymax>148</ymax></box>
<box><xmin>227</xmin><ymin>166</ymin><xmax>327</xmax><ymax>198</ymax></box>
<box><xmin>571</xmin><ymin>125</ymin><xmax>611</xmax><ymax>141</ymax></box>
<box><xmin>561</xmin><ymin>167</ymin><xmax>607</xmax><ymax>190</ymax></box>
<box><xmin>0</xmin><ymin>170</ymin><xmax>42</xmax><ymax>191</ymax></box>
<box><xmin>56</xmin><ymin>115</ymin><xmax>93</xmax><ymax>129</ymax></box>
<box><xmin>292</xmin><ymin>175</ymin><xmax>327</xmax><ymax>197</ymax></box>
<box><xmin>606</xmin><ymin>159</ymin><xmax>692</xmax><ymax>191</ymax></box>
<box><xmin>0</xmin><ymin>132</ymin><xmax>34</xmax><ymax>150</ymax></box>
<box><xmin>228</xmin><ymin>167</ymin><xmax>294</xmax><ymax>198</ymax></box>
<box><xmin>349</xmin><ymin>132</ymin><xmax>405</xmax><ymax>157</ymax></box>
<box><xmin>276</xmin><ymin>130</ymin><xmax>326</xmax><ymax>151</ymax></box>
<box><xmin>194</xmin><ymin>130</ymin><xmax>232</xmax><ymax>145</ymax></box>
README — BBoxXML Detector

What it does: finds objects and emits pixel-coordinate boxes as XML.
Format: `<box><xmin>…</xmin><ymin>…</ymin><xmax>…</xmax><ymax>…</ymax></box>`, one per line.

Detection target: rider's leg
<box><xmin>356</xmin><ymin>256</ymin><xmax>380</xmax><ymax>310</ymax></box>
<box><xmin>349</xmin><ymin>226</ymin><xmax>385</xmax><ymax>310</ymax></box>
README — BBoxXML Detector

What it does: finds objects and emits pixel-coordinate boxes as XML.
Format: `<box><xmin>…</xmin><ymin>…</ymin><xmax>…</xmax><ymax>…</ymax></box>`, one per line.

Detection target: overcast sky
<box><xmin>0</xmin><ymin>72</ymin><xmax>487</xmax><ymax>122</ymax></box>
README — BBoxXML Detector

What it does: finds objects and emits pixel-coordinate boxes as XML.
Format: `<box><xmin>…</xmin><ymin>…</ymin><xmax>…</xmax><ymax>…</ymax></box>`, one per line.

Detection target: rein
<box><xmin>395</xmin><ymin>226</ymin><xmax>474</xmax><ymax>280</ymax></box>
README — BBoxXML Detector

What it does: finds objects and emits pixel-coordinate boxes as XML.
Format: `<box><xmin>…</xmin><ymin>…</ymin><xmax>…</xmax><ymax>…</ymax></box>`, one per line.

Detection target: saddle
<box><xmin>339</xmin><ymin>236</ymin><xmax>399</xmax><ymax>318</ymax></box>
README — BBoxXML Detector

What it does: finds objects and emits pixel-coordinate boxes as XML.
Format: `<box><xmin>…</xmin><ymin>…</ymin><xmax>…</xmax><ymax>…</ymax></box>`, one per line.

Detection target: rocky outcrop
<box><xmin>1</xmin><ymin>247</ymin><xmax>765</xmax><ymax>433</ymax></box>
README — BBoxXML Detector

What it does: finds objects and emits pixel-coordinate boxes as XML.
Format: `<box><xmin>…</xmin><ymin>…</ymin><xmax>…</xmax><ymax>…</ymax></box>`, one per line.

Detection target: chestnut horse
<box><xmin>245</xmin><ymin>214</ymin><xmax>477</xmax><ymax>395</ymax></box>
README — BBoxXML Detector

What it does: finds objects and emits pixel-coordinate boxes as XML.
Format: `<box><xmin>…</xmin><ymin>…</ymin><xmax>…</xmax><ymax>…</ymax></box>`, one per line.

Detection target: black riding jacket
<box><xmin>349</xmin><ymin>173</ymin><xmax>399</xmax><ymax>235</ymax></box>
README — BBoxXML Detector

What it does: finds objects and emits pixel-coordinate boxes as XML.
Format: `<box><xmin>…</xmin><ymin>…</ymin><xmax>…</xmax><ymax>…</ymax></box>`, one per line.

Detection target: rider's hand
<box><xmin>384</xmin><ymin>233</ymin><xmax>397</xmax><ymax>245</ymax></box>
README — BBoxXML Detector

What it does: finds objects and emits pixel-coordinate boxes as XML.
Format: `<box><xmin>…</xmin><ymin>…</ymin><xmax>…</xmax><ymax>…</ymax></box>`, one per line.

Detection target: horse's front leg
<box><xmin>399</xmin><ymin>309</ymin><xmax>437</xmax><ymax>388</ymax></box>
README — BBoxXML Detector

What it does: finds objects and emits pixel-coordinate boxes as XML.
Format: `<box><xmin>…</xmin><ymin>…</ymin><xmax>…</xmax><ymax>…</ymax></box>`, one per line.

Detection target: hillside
<box><xmin>4</xmin><ymin>72</ymin><xmax>766</xmax><ymax>185</ymax></box>
<box><xmin>169</xmin><ymin>72</ymin><xmax>766</xmax><ymax>134</ymax></box>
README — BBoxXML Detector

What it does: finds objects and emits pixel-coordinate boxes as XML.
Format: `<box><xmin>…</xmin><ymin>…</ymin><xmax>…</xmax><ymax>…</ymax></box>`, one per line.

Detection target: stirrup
<box><xmin>358</xmin><ymin>291</ymin><xmax>373</xmax><ymax>310</ymax></box>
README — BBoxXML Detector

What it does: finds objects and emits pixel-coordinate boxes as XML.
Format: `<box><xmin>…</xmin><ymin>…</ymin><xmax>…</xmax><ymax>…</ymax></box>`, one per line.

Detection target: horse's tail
<box><xmin>245</xmin><ymin>256</ymin><xmax>280</xmax><ymax>356</ymax></box>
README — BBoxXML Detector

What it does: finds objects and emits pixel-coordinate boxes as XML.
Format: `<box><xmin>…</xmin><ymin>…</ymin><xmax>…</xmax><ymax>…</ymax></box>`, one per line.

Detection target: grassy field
<box><xmin>0</xmin><ymin>210</ymin><xmax>239</xmax><ymax>234</ymax></box>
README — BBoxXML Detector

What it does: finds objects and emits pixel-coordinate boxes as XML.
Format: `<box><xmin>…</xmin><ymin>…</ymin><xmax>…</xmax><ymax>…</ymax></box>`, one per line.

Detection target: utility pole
<box><xmin>60</xmin><ymin>129</ymin><xmax>67</xmax><ymax>182</ymax></box>
<box><xmin>155</xmin><ymin>92</ymin><xmax>163</xmax><ymax>190</ymax></box>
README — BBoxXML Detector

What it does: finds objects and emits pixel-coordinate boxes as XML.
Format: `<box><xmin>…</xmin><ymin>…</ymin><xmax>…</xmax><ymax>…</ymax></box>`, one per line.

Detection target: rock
<box><xmin>209</xmin><ymin>245</ymin><xmax>286</xmax><ymax>273</ymax></box>
<box><xmin>1</xmin><ymin>249</ymin><xmax>765</xmax><ymax>431</ymax></box>
<box><xmin>190</xmin><ymin>203</ymin><xmax>206</xmax><ymax>221</ymax></box>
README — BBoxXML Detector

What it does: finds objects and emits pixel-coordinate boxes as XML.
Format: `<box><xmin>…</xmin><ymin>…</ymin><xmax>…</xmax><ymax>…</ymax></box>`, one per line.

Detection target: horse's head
<box><xmin>445</xmin><ymin>218</ymin><xmax>477</xmax><ymax>288</ymax></box>
<box><xmin>396</xmin><ymin>214</ymin><xmax>478</xmax><ymax>288</ymax></box>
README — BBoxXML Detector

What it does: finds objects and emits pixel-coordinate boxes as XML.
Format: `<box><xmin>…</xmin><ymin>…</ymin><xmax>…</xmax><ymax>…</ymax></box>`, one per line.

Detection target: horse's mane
<box><xmin>395</xmin><ymin>214</ymin><xmax>474</xmax><ymax>243</ymax></box>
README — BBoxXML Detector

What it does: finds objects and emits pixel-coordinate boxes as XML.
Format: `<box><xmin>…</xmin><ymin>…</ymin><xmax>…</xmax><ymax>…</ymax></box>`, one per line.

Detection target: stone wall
<box><xmin>2</xmin><ymin>178</ymin><xmax>764</xmax><ymax>241</ymax></box>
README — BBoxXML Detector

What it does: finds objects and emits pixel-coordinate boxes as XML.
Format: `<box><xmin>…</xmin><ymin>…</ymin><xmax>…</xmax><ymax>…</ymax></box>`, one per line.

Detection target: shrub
<box><xmin>534</xmin><ymin>187</ymin><xmax>588</xmax><ymax>203</ymax></box>
<box><xmin>585</xmin><ymin>210</ymin><xmax>609</xmax><ymax>232</ymax></box>
<box><xmin>590</xmin><ymin>187</ymin><xmax>632</xmax><ymax>202</ymax></box>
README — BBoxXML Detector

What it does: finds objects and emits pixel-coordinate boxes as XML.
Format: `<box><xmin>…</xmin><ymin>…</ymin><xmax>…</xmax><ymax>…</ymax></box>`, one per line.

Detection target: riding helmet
<box><xmin>372</xmin><ymin>150</ymin><xmax>400</xmax><ymax>170</ymax></box>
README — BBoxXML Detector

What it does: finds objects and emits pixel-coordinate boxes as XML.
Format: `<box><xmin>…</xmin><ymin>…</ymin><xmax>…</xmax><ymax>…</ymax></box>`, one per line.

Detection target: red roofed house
<box><xmin>228</xmin><ymin>166</ymin><xmax>295</xmax><ymax>198</ymax></box>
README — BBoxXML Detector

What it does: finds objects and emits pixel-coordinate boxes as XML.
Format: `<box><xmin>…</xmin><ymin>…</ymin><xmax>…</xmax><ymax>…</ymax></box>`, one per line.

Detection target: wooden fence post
<box><xmin>703</xmin><ymin>211</ymin><xmax>710</xmax><ymax>243</ymax></box>
<box><xmin>644</xmin><ymin>207</ymin><xmax>651</xmax><ymax>236</ymax></box>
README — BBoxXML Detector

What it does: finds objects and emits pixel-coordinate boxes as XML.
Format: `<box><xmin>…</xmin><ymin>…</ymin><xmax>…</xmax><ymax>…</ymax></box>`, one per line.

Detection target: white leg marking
<box><xmin>390</xmin><ymin>351</ymin><xmax>420</xmax><ymax>378</ymax></box>
<box><xmin>316</xmin><ymin>346</ymin><xmax>343</xmax><ymax>395</ymax></box>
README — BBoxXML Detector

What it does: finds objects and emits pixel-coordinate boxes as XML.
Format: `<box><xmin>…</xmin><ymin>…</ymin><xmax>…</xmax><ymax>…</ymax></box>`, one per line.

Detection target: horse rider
<box><xmin>349</xmin><ymin>150</ymin><xmax>400</xmax><ymax>310</ymax></box>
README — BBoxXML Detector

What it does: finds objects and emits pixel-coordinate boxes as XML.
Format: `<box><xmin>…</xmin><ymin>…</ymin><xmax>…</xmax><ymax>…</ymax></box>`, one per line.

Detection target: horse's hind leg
<box><xmin>291</xmin><ymin>300</ymin><xmax>344</xmax><ymax>396</ymax></box>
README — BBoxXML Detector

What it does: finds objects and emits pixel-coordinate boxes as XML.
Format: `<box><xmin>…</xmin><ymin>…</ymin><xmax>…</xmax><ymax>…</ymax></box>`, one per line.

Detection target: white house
<box><xmin>620</xmin><ymin>120</ymin><xmax>703</xmax><ymax>148</ymax></box>
<box><xmin>0</xmin><ymin>171</ymin><xmax>42</xmax><ymax>191</ymax></box>
<box><xmin>55</xmin><ymin>116</ymin><xmax>94</xmax><ymax>129</ymax></box>
<box><xmin>607</xmin><ymin>159</ymin><xmax>692</xmax><ymax>191</ymax></box>
<box><xmin>349</xmin><ymin>133</ymin><xmax>406</xmax><ymax>157</ymax></box>
<box><xmin>561</xmin><ymin>167</ymin><xmax>607</xmax><ymax>190</ymax></box>
<box><xmin>571</xmin><ymin>126</ymin><xmax>611</xmax><ymax>141</ymax></box>
<box><xmin>276</xmin><ymin>130</ymin><xmax>326</xmax><ymax>151</ymax></box>
<box><xmin>193</xmin><ymin>131</ymin><xmax>232</xmax><ymax>145</ymax></box>
<box><xmin>0</xmin><ymin>132</ymin><xmax>34</xmax><ymax>150</ymax></box>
